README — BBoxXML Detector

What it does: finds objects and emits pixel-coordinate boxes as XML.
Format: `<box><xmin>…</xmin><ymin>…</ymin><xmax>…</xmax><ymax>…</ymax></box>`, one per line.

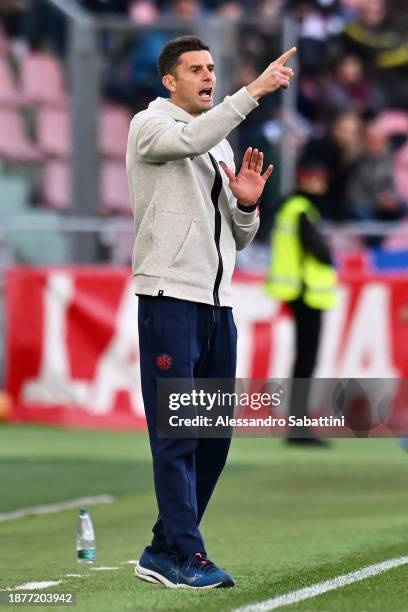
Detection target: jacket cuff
<box><xmin>228</xmin><ymin>87</ymin><xmax>259</xmax><ymax>119</ymax></box>
<box><xmin>233</xmin><ymin>206</ymin><xmax>258</xmax><ymax>226</ymax></box>
<box><xmin>237</xmin><ymin>202</ymin><xmax>258</xmax><ymax>213</ymax></box>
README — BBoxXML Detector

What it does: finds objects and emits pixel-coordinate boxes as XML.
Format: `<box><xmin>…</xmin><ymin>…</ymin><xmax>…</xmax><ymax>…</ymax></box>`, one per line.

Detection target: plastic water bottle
<box><xmin>76</xmin><ymin>508</ymin><xmax>96</xmax><ymax>563</ymax></box>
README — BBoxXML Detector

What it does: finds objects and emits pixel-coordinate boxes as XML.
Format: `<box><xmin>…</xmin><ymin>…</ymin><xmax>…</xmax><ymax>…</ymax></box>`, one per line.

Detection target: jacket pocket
<box><xmin>168</xmin><ymin>218</ymin><xmax>217</xmax><ymax>289</ymax></box>
<box><xmin>145</xmin><ymin>210</ymin><xmax>192</xmax><ymax>276</ymax></box>
<box><xmin>168</xmin><ymin>220</ymin><xmax>195</xmax><ymax>270</ymax></box>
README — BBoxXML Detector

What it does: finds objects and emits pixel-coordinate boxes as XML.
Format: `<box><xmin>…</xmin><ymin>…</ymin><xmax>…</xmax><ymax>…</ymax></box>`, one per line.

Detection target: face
<box><xmin>298</xmin><ymin>170</ymin><xmax>328</xmax><ymax>196</ymax></box>
<box><xmin>364</xmin><ymin>125</ymin><xmax>387</xmax><ymax>157</ymax></box>
<box><xmin>337</xmin><ymin>56</ymin><xmax>363</xmax><ymax>84</ymax></box>
<box><xmin>163</xmin><ymin>50</ymin><xmax>216</xmax><ymax>116</ymax></box>
<box><xmin>332</xmin><ymin>113</ymin><xmax>361</xmax><ymax>149</ymax></box>
<box><xmin>172</xmin><ymin>0</ymin><xmax>200</xmax><ymax>19</ymax></box>
<box><xmin>360</xmin><ymin>0</ymin><xmax>385</xmax><ymax>25</ymax></box>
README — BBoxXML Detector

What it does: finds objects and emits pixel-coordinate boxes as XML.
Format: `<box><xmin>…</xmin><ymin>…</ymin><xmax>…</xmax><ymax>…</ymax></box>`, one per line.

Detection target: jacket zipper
<box><xmin>208</xmin><ymin>152</ymin><xmax>223</xmax><ymax>307</ymax></box>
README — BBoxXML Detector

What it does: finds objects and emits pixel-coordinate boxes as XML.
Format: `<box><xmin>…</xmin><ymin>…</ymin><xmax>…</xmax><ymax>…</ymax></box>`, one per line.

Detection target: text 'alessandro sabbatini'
<box><xmin>168</xmin><ymin>416</ymin><xmax>346</xmax><ymax>428</ymax></box>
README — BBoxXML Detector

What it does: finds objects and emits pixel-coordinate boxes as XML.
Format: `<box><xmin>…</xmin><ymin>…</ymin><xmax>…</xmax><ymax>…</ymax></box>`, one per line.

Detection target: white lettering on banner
<box><xmin>314</xmin><ymin>285</ymin><xmax>349</xmax><ymax>378</ymax></box>
<box><xmin>339</xmin><ymin>283</ymin><xmax>398</xmax><ymax>378</ymax></box>
<box><xmin>267</xmin><ymin>317</ymin><xmax>294</xmax><ymax>380</ymax></box>
<box><xmin>18</xmin><ymin>273</ymin><xmax>398</xmax><ymax>422</ymax></box>
<box><xmin>23</xmin><ymin>273</ymin><xmax>89</xmax><ymax>406</ymax></box>
<box><xmin>86</xmin><ymin>281</ymin><xmax>144</xmax><ymax>416</ymax></box>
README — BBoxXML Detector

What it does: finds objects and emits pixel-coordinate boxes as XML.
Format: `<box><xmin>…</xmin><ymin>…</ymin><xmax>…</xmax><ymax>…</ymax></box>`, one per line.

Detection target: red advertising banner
<box><xmin>5</xmin><ymin>267</ymin><xmax>408</xmax><ymax>430</ymax></box>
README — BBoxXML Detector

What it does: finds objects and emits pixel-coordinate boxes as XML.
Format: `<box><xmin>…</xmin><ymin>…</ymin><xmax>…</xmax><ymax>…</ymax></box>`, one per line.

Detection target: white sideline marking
<box><xmin>0</xmin><ymin>563</ymin><xmax>126</xmax><ymax>593</ymax></box>
<box><xmin>65</xmin><ymin>574</ymin><xmax>90</xmax><ymax>578</ymax></box>
<box><xmin>0</xmin><ymin>495</ymin><xmax>114</xmax><ymax>522</ymax></box>
<box><xmin>234</xmin><ymin>557</ymin><xmax>408</xmax><ymax>612</ymax></box>
<box><xmin>121</xmin><ymin>560</ymin><xmax>137</xmax><ymax>565</ymax></box>
<box><xmin>1</xmin><ymin>581</ymin><xmax>62</xmax><ymax>591</ymax></box>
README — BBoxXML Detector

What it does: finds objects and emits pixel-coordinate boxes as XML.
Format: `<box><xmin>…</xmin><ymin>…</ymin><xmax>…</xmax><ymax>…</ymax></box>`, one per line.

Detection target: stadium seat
<box><xmin>20</xmin><ymin>51</ymin><xmax>67</xmax><ymax>107</ymax></box>
<box><xmin>42</xmin><ymin>160</ymin><xmax>70</xmax><ymax>210</ymax></box>
<box><xmin>0</xmin><ymin>58</ymin><xmax>25</xmax><ymax>108</ymax></box>
<box><xmin>0</xmin><ymin>176</ymin><xmax>30</xmax><ymax>216</ymax></box>
<box><xmin>382</xmin><ymin>224</ymin><xmax>408</xmax><ymax>251</ymax></box>
<box><xmin>101</xmin><ymin>161</ymin><xmax>131</xmax><ymax>214</ymax></box>
<box><xmin>374</xmin><ymin>110</ymin><xmax>408</xmax><ymax>137</ymax></box>
<box><xmin>37</xmin><ymin>108</ymin><xmax>71</xmax><ymax>158</ymax></box>
<box><xmin>100</xmin><ymin>105</ymin><xmax>131</xmax><ymax>159</ymax></box>
<box><xmin>0</xmin><ymin>110</ymin><xmax>42</xmax><ymax>161</ymax></box>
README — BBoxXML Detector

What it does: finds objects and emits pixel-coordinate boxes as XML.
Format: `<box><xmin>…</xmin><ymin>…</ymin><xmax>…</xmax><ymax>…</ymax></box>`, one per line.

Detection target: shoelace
<box><xmin>186</xmin><ymin>552</ymin><xmax>217</xmax><ymax>573</ymax></box>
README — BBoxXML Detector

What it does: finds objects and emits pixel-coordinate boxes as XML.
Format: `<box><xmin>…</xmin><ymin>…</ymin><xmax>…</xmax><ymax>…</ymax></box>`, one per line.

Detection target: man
<box><xmin>126</xmin><ymin>35</ymin><xmax>296</xmax><ymax>589</ymax></box>
<box><xmin>265</xmin><ymin>161</ymin><xmax>338</xmax><ymax>446</ymax></box>
<box><xmin>346</xmin><ymin>121</ymin><xmax>405</xmax><ymax>247</ymax></box>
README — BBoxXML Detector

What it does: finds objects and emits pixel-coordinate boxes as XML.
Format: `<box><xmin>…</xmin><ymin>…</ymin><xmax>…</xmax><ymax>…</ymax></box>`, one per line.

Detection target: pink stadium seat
<box><xmin>37</xmin><ymin>108</ymin><xmax>71</xmax><ymax>157</ymax></box>
<box><xmin>20</xmin><ymin>51</ymin><xmax>66</xmax><ymax>107</ymax></box>
<box><xmin>100</xmin><ymin>105</ymin><xmax>131</xmax><ymax>159</ymax></box>
<box><xmin>0</xmin><ymin>58</ymin><xmax>24</xmax><ymax>107</ymax></box>
<box><xmin>374</xmin><ymin>110</ymin><xmax>408</xmax><ymax>137</ymax></box>
<box><xmin>42</xmin><ymin>160</ymin><xmax>70</xmax><ymax>210</ymax></box>
<box><xmin>382</xmin><ymin>220</ymin><xmax>408</xmax><ymax>250</ymax></box>
<box><xmin>101</xmin><ymin>161</ymin><xmax>131</xmax><ymax>214</ymax></box>
<box><xmin>0</xmin><ymin>110</ymin><xmax>42</xmax><ymax>161</ymax></box>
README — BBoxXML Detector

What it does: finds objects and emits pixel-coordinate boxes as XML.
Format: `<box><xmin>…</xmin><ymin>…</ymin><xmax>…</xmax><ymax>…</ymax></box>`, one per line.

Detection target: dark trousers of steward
<box><xmin>138</xmin><ymin>295</ymin><xmax>237</xmax><ymax>559</ymax></box>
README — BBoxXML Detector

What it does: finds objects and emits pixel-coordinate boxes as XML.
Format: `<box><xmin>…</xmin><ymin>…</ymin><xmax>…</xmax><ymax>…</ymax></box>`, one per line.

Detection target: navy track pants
<box><xmin>138</xmin><ymin>295</ymin><xmax>237</xmax><ymax>559</ymax></box>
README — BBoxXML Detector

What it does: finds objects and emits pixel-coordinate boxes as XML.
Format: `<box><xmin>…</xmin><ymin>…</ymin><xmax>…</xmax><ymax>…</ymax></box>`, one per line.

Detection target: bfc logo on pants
<box><xmin>156</xmin><ymin>354</ymin><xmax>173</xmax><ymax>371</ymax></box>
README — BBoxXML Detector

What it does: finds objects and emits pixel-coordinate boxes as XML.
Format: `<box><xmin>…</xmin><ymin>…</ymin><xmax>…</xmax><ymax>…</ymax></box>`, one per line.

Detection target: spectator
<box><xmin>79</xmin><ymin>0</ymin><xmax>130</xmax><ymax>14</ymax></box>
<box><xmin>335</xmin><ymin>0</ymin><xmax>408</xmax><ymax>108</ymax></box>
<box><xmin>232</xmin><ymin>59</ymin><xmax>282</xmax><ymax>242</ymax></box>
<box><xmin>104</xmin><ymin>29</ymin><xmax>168</xmax><ymax>109</ymax></box>
<box><xmin>302</xmin><ymin>110</ymin><xmax>363</xmax><ymax>220</ymax></box>
<box><xmin>322</xmin><ymin>53</ymin><xmax>383</xmax><ymax>118</ymax></box>
<box><xmin>24</xmin><ymin>0</ymin><xmax>67</xmax><ymax>56</ymax></box>
<box><xmin>129</xmin><ymin>0</ymin><xmax>158</xmax><ymax>23</ymax></box>
<box><xmin>215</xmin><ymin>0</ymin><xmax>243</xmax><ymax>20</ymax></box>
<box><xmin>164</xmin><ymin>0</ymin><xmax>204</xmax><ymax>19</ymax></box>
<box><xmin>265</xmin><ymin>159</ymin><xmax>338</xmax><ymax>446</ymax></box>
<box><xmin>290</xmin><ymin>0</ymin><xmax>345</xmax><ymax>75</ymax></box>
<box><xmin>346</xmin><ymin>121</ymin><xmax>406</xmax><ymax>241</ymax></box>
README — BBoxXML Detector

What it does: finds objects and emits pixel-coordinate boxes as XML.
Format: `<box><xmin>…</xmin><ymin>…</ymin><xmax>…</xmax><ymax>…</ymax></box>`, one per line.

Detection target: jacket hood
<box><xmin>148</xmin><ymin>97</ymin><xmax>195</xmax><ymax>124</ymax></box>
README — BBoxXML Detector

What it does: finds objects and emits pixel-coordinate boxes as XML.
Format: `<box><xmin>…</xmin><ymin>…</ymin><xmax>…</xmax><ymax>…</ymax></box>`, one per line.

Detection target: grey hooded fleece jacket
<box><xmin>126</xmin><ymin>86</ymin><xmax>259</xmax><ymax>307</ymax></box>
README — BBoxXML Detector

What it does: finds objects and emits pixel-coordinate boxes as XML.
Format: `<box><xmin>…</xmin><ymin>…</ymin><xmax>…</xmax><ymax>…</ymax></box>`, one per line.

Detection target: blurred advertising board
<box><xmin>5</xmin><ymin>267</ymin><xmax>408</xmax><ymax>430</ymax></box>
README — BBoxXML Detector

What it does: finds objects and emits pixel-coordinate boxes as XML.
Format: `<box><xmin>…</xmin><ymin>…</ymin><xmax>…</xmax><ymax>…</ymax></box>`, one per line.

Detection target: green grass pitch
<box><xmin>1</xmin><ymin>424</ymin><xmax>408</xmax><ymax>611</ymax></box>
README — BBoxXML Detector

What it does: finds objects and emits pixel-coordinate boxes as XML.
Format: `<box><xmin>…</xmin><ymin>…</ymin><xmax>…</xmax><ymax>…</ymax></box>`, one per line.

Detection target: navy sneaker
<box><xmin>135</xmin><ymin>547</ymin><xmax>178</xmax><ymax>588</ymax></box>
<box><xmin>177</xmin><ymin>552</ymin><xmax>235</xmax><ymax>589</ymax></box>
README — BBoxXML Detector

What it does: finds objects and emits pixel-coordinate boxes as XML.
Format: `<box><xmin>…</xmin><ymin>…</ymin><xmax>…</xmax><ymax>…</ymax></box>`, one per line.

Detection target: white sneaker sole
<box><xmin>177</xmin><ymin>581</ymin><xmax>223</xmax><ymax>590</ymax></box>
<box><xmin>134</xmin><ymin>561</ymin><xmax>177</xmax><ymax>588</ymax></box>
<box><xmin>134</xmin><ymin>561</ymin><xmax>233</xmax><ymax>590</ymax></box>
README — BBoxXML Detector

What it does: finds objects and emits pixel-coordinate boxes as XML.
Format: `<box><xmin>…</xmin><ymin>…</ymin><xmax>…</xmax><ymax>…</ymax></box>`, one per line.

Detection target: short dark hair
<box><xmin>158</xmin><ymin>36</ymin><xmax>210</xmax><ymax>78</ymax></box>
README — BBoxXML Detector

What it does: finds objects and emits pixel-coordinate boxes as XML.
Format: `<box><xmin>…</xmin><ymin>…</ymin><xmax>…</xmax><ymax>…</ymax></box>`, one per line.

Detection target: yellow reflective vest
<box><xmin>265</xmin><ymin>195</ymin><xmax>338</xmax><ymax>310</ymax></box>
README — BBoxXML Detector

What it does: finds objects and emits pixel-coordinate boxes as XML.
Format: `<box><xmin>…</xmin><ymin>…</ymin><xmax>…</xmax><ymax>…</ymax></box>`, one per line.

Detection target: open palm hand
<box><xmin>219</xmin><ymin>147</ymin><xmax>274</xmax><ymax>207</ymax></box>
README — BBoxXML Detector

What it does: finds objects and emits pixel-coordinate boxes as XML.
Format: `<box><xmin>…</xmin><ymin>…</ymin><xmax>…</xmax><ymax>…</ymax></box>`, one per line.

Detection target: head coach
<box><xmin>126</xmin><ymin>35</ymin><xmax>296</xmax><ymax>590</ymax></box>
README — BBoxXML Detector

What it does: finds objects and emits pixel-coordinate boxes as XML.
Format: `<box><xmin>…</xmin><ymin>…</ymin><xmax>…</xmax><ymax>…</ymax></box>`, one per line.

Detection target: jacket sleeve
<box><xmin>232</xmin><ymin>205</ymin><xmax>260</xmax><ymax>251</ymax></box>
<box><xmin>299</xmin><ymin>212</ymin><xmax>332</xmax><ymax>264</ymax></box>
<box><xmin>133</xmin><ymin>88</ymin><xmax>258</xmax><ymax>162</ymax></box>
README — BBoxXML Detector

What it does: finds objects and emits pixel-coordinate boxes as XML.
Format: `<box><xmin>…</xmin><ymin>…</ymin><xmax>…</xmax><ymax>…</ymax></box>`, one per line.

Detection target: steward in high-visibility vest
<box><xmin>265</xmin><ymin>194</ymin><xmax>338</xmax><ymax>309</ymax></box>
<box><xmin>265</xmin><ymin>163</ymin><xmax>338</xmax><ymax>447</ymax></box>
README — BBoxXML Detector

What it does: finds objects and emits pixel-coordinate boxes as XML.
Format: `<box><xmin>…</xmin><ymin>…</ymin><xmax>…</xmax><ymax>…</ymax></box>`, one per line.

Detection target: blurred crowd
<box><xmin>0</xmin><ymin>0</ymin><xmax>407</xmax><ymax>240</ymax></box>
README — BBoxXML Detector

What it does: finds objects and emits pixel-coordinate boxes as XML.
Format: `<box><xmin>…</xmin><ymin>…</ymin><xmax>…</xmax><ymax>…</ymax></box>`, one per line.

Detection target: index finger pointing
<box><xmin>275</xmin><ymin>46</ymin><xmax>297</xmax><ymax>66</ymax></box>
